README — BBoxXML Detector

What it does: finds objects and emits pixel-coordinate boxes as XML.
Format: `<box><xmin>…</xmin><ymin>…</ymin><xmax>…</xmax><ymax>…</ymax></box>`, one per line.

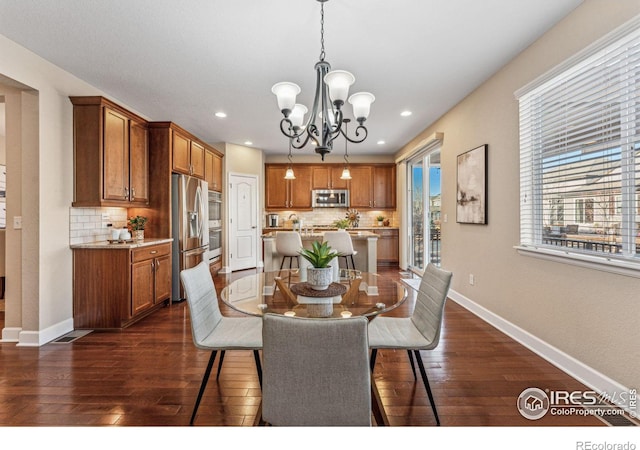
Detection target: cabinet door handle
<box><xmin>124</xmin><ymin>186</ymin><xmax>129</xmax><ymax>199</ymax></box>
<box><xmin>131</xmin><ymin>187</ymin><xmax>136</xmax><ymax>200</ymax></box>
<box><xmin>150</xmin><ymin>250</ymin><xmax>158</xmax><ymax>254</ymax></box>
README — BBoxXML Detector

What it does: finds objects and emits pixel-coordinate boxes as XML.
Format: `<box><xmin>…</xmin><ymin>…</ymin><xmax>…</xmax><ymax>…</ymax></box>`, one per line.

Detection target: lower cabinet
<box><xmin>73</xmin><ymin>242</ymin><xmax>172</xmax><ymax>329</ymax></box>
<box><xmin>372</xmin><ymin>228</ymin><xmax>399</xmax><ymax>265</ymax></box>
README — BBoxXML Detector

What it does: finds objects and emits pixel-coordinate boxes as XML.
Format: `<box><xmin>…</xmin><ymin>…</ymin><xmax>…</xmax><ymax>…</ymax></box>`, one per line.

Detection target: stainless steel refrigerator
<box><xmin>171</xmin><ymin>173</ymin><xmax>208</xmax><ymax>302</ymax></box>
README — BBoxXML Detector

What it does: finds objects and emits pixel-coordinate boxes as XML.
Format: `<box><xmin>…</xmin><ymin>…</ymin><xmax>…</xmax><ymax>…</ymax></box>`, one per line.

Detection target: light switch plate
<box><xmin>13</xmin><ymin>216</ymin><xmax>22</xmax><ymax>229</ymax></box>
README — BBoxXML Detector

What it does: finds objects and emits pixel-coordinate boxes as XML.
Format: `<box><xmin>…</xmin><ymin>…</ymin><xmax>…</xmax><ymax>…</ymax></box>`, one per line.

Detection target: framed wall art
<box><xmin>456</xmin><ymin>144</ymin><xmax>487</xmax><ymax>224</ymax></box>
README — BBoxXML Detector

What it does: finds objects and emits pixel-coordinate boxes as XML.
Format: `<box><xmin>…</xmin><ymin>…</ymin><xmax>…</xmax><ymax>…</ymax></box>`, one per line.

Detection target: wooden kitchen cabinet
<box><xmin>372</xmin><ymin>228</ymin><xmax>399</xmax><ymax>265</ymax></box>
<box><xmin>311</xmin><ymin>165</ymin><xmax>349</xmax><ymax>190</ymax></box>
<box><xmin>349</xmin><ymin>164</ymin><xmax>396</xmax><ymax>209</ymax></box>
<box><xmin>70</xmin><ymin>96</ymin><xmax>149</xmax><ymax>207</ymax></box>
<box><xmin>172</xmin><ymin>130</ymin><xmax>205</xmax><ymax>178</ymax></box>
<box><xmin>265</xmin><ymin>164</ymin><xmax>313</xmax><ymax>210</ymax></box>
<box><xmin>205</xmin><ymin>149</ymin><xmax>223</xmax><ymax>192</ymax></box>
<box><xmin>72</xmin><ymin>242</ymin><xmax>172</xmax><ymax>329</ymax></box>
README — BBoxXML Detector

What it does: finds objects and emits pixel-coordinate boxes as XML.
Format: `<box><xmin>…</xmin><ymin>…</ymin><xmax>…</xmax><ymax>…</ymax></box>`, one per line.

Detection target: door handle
<box><xmin>252</xmin><ymin>226</ymin><xmax>256</xmax><ymax>229</ymax></box>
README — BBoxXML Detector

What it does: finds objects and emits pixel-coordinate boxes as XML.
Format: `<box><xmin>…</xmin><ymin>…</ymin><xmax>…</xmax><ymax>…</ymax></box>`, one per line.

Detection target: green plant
<box><xmin>333</xmin><ymin>218</ymin><xmax>350</xmax><ymax>229</ymax></box>
<box><xmin>376</xmin><ymin>215</ymin><xmax>385</xmax><ymax>222</ymax></box>
<box><xmin>128</xmin><ymin>215</ymin><xmax>148</xmax><ymax>231</ymax></box>
<box><xmin>298</xmin><ymin>241</ymin><xmax>338</xmax><ymax>268</ymax></box>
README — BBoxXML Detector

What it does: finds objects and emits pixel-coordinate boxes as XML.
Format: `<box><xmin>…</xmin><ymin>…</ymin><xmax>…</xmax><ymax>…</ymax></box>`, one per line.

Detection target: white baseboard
<box><xmin>448</xmin><ymin>289</ymin><xmax>631</xmax><ymax>403</ymax></box>
<box><xmin>1</xmin><ymin>327</ymin><xmax>21</xmax><ymax>342</ymax></box>
<box><xmin>15</xmin><ymin>318</ymin><xmax>74</xmax><ymax>347</ymax></box>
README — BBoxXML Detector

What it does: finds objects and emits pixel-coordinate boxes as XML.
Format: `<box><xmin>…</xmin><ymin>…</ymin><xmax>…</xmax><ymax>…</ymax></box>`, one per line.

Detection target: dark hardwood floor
<box><xmin>0</xmin><ymin>266</ymin><xmax>611</xmax><ymax>426</ymax></box>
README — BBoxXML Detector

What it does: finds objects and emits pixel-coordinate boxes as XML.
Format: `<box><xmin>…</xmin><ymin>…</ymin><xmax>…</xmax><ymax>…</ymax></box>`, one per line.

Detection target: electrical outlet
<box><xmin>13</xmin><ymin>216</ymin><xmax>22</xmax><ymax>229</ymax></box>
<box><xmin>443</xmin><ymin>214</ymin><xmax>448</xmax><ymax>223</ymax></box>
<box><xmin>469</xmin><ymin>274</ymin><xmax>475</xmax><ymax>285</ymax></box>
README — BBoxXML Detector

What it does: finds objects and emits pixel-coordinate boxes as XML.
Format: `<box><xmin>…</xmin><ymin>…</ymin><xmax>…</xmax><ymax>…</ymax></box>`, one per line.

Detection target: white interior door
<box><xmin>228</xmin><ymin>174</ymin><xmax>258</xmax><ymax>271</ymax></box>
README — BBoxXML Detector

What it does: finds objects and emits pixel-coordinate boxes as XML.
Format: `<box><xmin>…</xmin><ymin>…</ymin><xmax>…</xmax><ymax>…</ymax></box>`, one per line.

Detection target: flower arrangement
<box><xmin>128</xmin><ymin>215</ymin><xmax>148</xmax><ymax>231</ymax></box>
<box><xmin>346</xmin><ymin>209</ymin><xmax>360</xmax><ymax>228</ymax></box>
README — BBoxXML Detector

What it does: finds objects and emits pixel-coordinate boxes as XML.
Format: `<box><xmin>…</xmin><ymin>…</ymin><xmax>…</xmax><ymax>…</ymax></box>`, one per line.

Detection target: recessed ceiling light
<box><xmin>244</xmin><ymin>141</ymin><xmax>253</xmax><ymax>146</ymax></box>
<box><xmin>377</xmin><ymin>140</ymin><xmax>386</xmax><ymax>145</ymax></box>
<box><xmin>400</xmin><ymin>111</ymin><xmax>412</xmax><ymax>117</ymax></box>
<box><xmin>215</xmin><ymin>112</ymin><xmax>227</xmax><ymax>118</ymax></box>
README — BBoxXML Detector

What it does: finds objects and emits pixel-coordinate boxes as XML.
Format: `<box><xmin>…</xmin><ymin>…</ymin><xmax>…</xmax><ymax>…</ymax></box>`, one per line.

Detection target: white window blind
<box><xmin>517</xmin><ymin>18</ymin><xmax>640</xmax><ymax>265</ymax></box>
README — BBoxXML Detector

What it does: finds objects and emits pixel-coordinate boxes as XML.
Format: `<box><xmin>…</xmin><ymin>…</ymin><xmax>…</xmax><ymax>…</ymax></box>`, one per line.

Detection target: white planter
<box><xmin>306</xmin><ymin>266</ymin><xmax>333</xmax><ymax>291</ymax></box>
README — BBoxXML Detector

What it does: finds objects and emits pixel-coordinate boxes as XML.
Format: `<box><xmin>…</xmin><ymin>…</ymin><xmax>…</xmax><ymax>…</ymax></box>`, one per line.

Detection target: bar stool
<box><xmin>275</xmin><ymin>231</ymin><xmax>303</xmax><ymax>270</ymax></box>
<box><xmin>323</xmin><ymin>231</ymin><xmax>357</xmax><ymax>270</ymax></box>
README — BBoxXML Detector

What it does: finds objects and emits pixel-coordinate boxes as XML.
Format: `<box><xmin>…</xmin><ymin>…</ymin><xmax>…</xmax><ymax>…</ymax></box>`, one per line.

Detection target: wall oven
<box><xmin>208</xmin><ymin>190</ymin><xmax>222</xmax><ymax>263</ymax></box>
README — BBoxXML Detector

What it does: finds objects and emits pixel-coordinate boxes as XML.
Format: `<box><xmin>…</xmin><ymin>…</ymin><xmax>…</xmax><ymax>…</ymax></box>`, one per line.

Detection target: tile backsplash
<box><xmin>69</xmin><ymin>207</ymin><xmax>128</xmax><ymax>245</ymax></box>
<box><xmin>264</xmin><ymin>209</ymin><xmax>397</xmax><ymax>228</ymax></box>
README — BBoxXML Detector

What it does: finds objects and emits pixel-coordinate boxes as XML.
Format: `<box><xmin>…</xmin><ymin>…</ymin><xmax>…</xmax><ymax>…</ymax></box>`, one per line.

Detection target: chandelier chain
<box><xmin>319</xmin><ymin>1</ymin><xmax>325</xmax><ymax>61</ymax></box>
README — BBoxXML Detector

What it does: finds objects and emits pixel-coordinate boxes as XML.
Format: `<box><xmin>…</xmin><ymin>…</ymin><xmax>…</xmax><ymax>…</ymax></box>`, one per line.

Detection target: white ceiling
<box><xmin>0</xmin><ymin>0</ymin><xmax>582</xmax><ymax>156</ymax></box>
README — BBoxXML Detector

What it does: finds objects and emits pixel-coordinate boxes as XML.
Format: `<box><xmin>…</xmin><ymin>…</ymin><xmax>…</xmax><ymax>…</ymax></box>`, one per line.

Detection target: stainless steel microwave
<box><xmin>312</xmin><ymin>189</ymin><xmax>350</xmax><ymax>208</ymax></box>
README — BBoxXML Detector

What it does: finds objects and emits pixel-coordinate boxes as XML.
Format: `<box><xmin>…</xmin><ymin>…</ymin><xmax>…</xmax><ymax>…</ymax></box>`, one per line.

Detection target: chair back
<box><xmin>322</xmin><ymin>230</ymin><xmax>355</xmax><ymax>255</ymax></box>
<box><xmin>411</xmin><ymin>264</ymin><xmax>453</xmax><ymax>349</ymax></box>
<box><xmin>180</xmin><ymin>261</ymin><xmax>223</xmax><ymax>349</ymax></box>
<box><xmin>261</xmin><ymin>313</ymin><xmax>371</xmax><ymax>426</ymax></box>
<box><xmin>275</xmin><ymin>231</ymin><xmax>303</xmax><ymax>256</ymax></box>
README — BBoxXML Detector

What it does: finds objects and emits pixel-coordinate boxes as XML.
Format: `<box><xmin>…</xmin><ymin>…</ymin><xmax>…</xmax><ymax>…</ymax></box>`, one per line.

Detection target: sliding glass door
<box><xmin>408</xmin><ymin>149</ymin><xmax>441</xmax><ymax>272</ymax></box>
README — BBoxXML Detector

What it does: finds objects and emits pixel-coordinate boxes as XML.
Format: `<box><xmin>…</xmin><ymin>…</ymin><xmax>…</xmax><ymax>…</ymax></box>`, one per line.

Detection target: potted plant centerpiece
<box><xmin>128</xmin><ymin>215</ymin><xmax>148</xmax><ymax>241</ymax></box>
<box><xmin>298</xmin><ymin>241</ymin><xmax>338</xmax><ymax>290</ymax></box>
<box><xmin>376</xmin><ymin>215</ymin><xmax>385</xmax><ymax>226</ymax></box>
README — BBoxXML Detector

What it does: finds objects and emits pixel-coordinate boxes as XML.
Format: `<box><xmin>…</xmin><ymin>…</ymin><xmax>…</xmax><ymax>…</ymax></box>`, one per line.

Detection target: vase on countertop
<box><xmin>133</xmin><ymin>230</ymin><xmax>144</xmax><ymax>241</ymax></box>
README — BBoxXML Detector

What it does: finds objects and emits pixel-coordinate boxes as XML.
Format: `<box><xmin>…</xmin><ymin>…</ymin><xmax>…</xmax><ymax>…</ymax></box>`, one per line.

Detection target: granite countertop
<box><xmin>264</xmin><ymin>226</ymin><xmax>398</xmax><ymax>231</ymax></box>
<box><xmin>70</xmin><ymin>237</ymin><xmax>173</xmax><ymax>249</ymax></box>
<box><xmin>262</xmin><ymin>231</ymin><xmax>378</xmax><ymax>239</ymax></box>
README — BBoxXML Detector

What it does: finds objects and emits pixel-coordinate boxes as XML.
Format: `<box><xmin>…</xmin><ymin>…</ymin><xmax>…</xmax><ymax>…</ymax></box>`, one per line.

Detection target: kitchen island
<box><xmin>262</xmin><ymin>231</ymin><xmax>378</xmax><ymax>273</ymax></box>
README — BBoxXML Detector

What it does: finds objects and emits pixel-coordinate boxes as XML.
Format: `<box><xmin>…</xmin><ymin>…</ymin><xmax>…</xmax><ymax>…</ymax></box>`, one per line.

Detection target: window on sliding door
<box><xmin>408</xmin><ymin>149</ymin><xmax>441</xmax><ymax>272</ymax></box>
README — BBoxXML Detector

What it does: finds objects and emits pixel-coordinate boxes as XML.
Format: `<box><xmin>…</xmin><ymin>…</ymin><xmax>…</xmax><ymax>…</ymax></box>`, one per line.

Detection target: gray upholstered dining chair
<box><xmin>260</xmin><ymin>313</ymin><xmax>371</xmax><ymax>426</ymax></box>
<box><xmin>368</xmin><ymin>263</ymin><xmax>452</xmax><ymax>426</ymax></box>
<box><xmin>180</xmin><ymin>261</ymin><xmax>263</xmax><ymax>425</ymax></box>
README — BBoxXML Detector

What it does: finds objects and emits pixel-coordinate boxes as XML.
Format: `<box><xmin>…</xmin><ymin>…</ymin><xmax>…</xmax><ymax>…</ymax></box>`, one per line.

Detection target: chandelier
<box><xmin>271</xmin><ymin>0</ymin><xmax>375</xmax><ymax>161</ymax></box>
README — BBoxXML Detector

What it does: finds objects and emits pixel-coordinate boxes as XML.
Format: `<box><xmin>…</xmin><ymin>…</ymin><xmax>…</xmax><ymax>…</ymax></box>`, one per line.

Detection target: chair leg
<box><xmin>279</xmin><ymin>256</ymin><xmax>286</xmax><ymax>270</ymax></box>
<box><xmin>369</xmin><ymin>348</ymin><xmax>378</xmax><ymax>372</ymax></box>
<box><xmin>349</xmin><ymin>255</ymin><xmax>356</xmax><ymax>270</ymax></box>
<box><xmin>190</xmin><ymin>350</ymin><xmax>217</xmax><ymax>426</ymax></box>
<box><xmin>253</xmin><ymin>350</ymin><xmax>263</xmax><ymax>389</ymax></box>
<box><xmin>413</xmin><ymin>349</ymin><xmax>440</xmax><ymax>426</ymax></box>
<box><xmin>407</xmin><ymin>350</ymin><xmax>417</xmax><ymax>380</ymax></box>
<box><xmin>215</xmin><ymin>350</ymin><xmax>226</xmax><ymax>380</ymax></box>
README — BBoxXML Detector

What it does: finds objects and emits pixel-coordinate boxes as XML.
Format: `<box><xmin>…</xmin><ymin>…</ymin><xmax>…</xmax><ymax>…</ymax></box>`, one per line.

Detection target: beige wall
<box><xmin>0</xmin><ymin>34</ymin><xmax>133</xmax><ymax>344</ymax></box>
<box><xmin>396</xmin><ymin>0</ymin><xmax>640</xmax><ymax>390</ymax></box>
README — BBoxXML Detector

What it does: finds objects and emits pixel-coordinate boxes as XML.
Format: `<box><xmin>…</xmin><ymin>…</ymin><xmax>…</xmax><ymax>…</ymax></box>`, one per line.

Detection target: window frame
<box><xmin>515</xmin><ymin>15</ymin><xmax>640</xmax><ymax>278</ymax></box>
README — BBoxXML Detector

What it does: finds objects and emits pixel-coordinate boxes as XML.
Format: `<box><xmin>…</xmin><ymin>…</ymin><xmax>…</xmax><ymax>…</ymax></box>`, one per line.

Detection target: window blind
<box><xmin>517</xmin><ymin>20</ymin><xmax>640</xmax><ymax>263</ymax></box>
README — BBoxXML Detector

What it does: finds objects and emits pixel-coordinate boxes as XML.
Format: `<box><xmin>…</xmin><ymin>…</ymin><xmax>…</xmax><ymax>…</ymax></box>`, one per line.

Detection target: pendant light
<box><xmin>284</xmin><ymin>139</ymin><xmax>296</xmax><ymax>180</ymax></box>
<box><xmin>340</xmin><ymin>119</ymin><xmax>352</xmax><ymax>180</ymax></box>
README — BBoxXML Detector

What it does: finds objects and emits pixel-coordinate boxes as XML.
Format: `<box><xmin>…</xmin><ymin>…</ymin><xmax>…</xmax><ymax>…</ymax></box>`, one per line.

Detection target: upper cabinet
<box><xmin>265</xmin><ymin>164</ymin><xmax>313</xmax><ymax>210</ymax></box>
<box><xmin>311</xmin><ymin>165</ymin><xmax>349</xmax><ymax>190</ymax></box>
<box><xmin>70</xmin><ymin>96</ymin><xmax>149</xmax><ymax>207</ymax></box>
<box><xmin>172</xmin><ymin>130</ymin><xmax>205</xmax><ymax>179</ymax></box>
<box><xmin>265</xmin><ymin>163</ymin><xmax>396</xmax><ymax>211</ymax></box>
<box><xmin>348</xmin><ymin>164</ymin><xmax>396</xmax><ymax>210</ymax></box>
<box><xmin>205</xmin><ymin>149</ymin><xmax>223</xmax><ymax>192</ymax></box>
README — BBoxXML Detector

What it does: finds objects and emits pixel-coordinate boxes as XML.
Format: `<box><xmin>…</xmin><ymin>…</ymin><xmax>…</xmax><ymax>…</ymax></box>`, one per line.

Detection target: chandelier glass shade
<box><xmin>271</xmin><ymin>0</ymin><xmax>374</xmax><ymax>160</ymax></box>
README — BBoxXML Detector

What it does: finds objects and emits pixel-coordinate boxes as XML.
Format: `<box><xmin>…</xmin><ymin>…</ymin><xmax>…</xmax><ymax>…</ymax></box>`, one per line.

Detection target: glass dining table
<box><xmin>220</xmin><ymin>268</ymin><xmax>408</xmax><ymax>319</ymax></box>
<box><xmin>220</xmin><ymin>268</ymin><xmax>408</xmax><ymax>426</ymax></box>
